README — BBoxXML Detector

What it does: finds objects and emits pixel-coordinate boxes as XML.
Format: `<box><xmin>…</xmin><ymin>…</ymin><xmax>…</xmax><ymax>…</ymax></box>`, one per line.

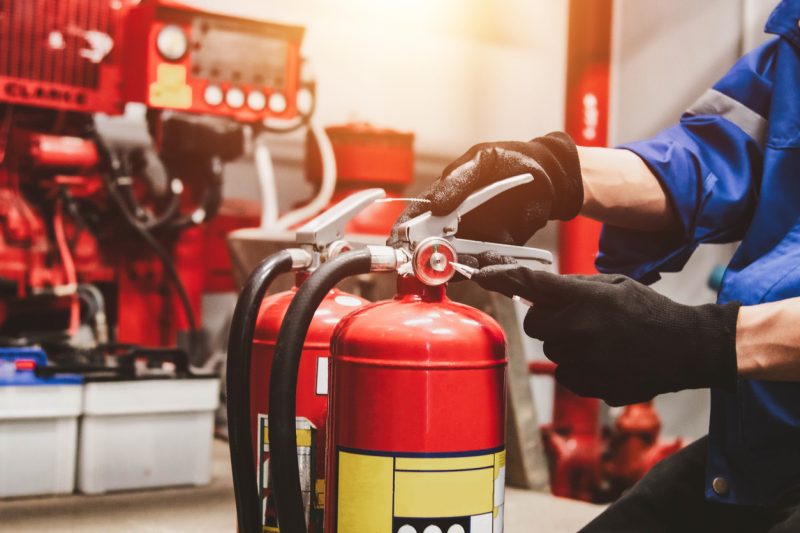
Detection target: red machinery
<box><xmin>0</xmin><ymin>0</ymin><xmax>132</xmax><ymax>115</ymax></box>
<box><xmin>530</xmin><ymin>0</ymin><xmax>680</xmax><ymax>502</ymax></box>
<box><xmin>0</xmin><ymin>0</ymin><xmax>305</xmax><ymax>360</ymax></box>
<box><xmin>0</xmin><ymin>0</ymin><xmax>135</xmax><ymax>345</ymax></box>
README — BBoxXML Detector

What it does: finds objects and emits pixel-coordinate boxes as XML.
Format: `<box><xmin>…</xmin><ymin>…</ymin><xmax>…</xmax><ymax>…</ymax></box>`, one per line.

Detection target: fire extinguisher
<box><xmin>267</xmin><ymin>175</ymin><xmax>553</xmax><ymax>533</ymax></box>
<box><xmin>226</xmin><ymin>188</ymin><xmax>388</xmax><ymax>533</ymax></box>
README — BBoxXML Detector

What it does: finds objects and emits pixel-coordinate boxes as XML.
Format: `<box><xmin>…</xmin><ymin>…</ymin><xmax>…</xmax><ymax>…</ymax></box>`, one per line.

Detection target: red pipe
<box><xmin>540</xmin><ymin>0</ymin><xmax>613</xmax><ymax>501</ymax></box>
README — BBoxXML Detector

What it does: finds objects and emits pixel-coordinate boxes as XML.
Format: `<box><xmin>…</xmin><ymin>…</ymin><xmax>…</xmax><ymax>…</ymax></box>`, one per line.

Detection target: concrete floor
<box><xmin>1</xmin><ymin>439</ymin><xmax>605</xmax><ymax>532</ymax></box>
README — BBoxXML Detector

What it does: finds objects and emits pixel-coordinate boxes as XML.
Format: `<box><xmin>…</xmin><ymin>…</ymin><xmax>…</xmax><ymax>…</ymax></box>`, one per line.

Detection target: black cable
<box><xmin>107</xmin><ymin>183</ymin><xmax>198</xmax><ymax>335</ymax></box>
<box><xmin>90</xmin><ymin>126</ymin><xmax>200</xmax><ymax>340</ymax></box>
<box><xmin>169</xmin><ymin>156</ymin><xmax>224</xmax><ymax>230</ymax></box>
<box><xmin>227</xmin><ymin>250</ymin><xmax>295</xmax><ymax>533</ymax></box>
<box><xmin>77</xmin><ymin>287</ymin><xmax>99</xmax><ymax>325</ymax></box>
<box><xmin>117</xmin><ymin>147</ymin><xmax>182</xmax><ymax>232</ymax></box>
<box><xmin>270</xmin><ymin>249</ymin><xmax>372</xmax><ymax>533</ymax></box>
<box><xmin>145</xmin><ymin>180</ymin><xmax>182</xmax><ymax>231</ymax></box>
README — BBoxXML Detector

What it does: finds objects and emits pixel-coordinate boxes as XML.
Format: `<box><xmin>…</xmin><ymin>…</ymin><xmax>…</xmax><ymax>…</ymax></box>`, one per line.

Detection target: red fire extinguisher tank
<box><xmin>251</xmin><ymin>276</ymin><xmax>367</xmax><ymax>529</ymax></box>
<box><xmin>325</xmin><ymin>276</ymin><xmax>507</xmax><ymax>533</ymax></box>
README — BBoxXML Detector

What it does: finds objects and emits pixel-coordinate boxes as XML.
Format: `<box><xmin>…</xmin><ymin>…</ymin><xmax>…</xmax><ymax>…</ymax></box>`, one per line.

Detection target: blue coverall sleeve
<box><xmin>596</xmin><ymin>40</ymin><xmax>777</xmax><ymax>284</ymax></box>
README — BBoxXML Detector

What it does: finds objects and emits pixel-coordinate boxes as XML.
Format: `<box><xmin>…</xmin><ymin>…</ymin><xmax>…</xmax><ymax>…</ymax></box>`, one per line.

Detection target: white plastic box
<box><xmin>77</xmin><ymin>377</ymin><xmax>220</xmax><ymax>494</ymax></box>
<box><xmin>0</xmin><ymin>375</ymin><xmax>82</xmax><ymax>498</ymax></box>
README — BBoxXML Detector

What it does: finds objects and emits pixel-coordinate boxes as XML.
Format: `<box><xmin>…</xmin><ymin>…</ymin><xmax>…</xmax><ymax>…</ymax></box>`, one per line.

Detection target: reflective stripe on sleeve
<box><xmin>686</xmin><ymin>89</ymin><xmax>767</xmax><ymax>146</ymax></box>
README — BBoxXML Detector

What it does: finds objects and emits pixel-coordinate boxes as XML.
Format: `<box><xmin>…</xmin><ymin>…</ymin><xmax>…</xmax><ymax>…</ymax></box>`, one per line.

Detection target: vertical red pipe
<box><xmin>547</xmin><ymin>0</ymin><xmax>613</xmax><ymax>499</ymax></box>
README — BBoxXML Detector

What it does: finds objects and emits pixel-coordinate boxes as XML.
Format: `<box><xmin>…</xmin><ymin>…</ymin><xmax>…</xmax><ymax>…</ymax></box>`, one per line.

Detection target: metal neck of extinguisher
<box><xmin>227</xmin><ymin>188</ymin><xmax>388</xmax><ymax>533</ymax></box>
<box><xmin>269</xmin><ymin>175</ymin><xmax>555</xmax><ymax>533</ymax></box>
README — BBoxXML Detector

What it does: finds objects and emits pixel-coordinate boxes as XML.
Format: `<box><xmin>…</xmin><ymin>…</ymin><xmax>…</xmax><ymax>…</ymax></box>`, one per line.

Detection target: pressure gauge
<box><xmin>412</xmin><ymin>237</ymin><xmax>456</xmax><ymax>286</ymax></box>
<box><xmin>156</xmin><ymin>25</ymin><xmax>188</xmax><ymax>61</ymax></box>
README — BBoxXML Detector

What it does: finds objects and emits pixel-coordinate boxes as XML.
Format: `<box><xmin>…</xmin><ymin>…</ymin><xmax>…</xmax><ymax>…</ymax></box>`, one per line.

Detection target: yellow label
<box><xmin>149</xmin><ymin>63</ymin><xmax>192</xmax><ymax>109</ymax></box>
<box><xmin>262</xmin><ymin>426</ymin><xmax>312</xmax><ymax>447</ymax></box>
<box><xmin>494</xmin><ymin>450</ymin><xmax>506</xmax><ymax>477</ymax></box>
<box><xmin>337</xmin><ymin>451</ymin><xmax>394</xmax><ymax>533</ymax></box>
<box><xmin>337</xmin><ymin>448</ymin><xmax>504</xmax><ymax>532</ymax></box>
<box><xmin>396</xmin><ymin>454</ymin><xmax>493</xmax><ymax>472</ymax></box>
<box><xmin>394</xmin><ymin>468</ymin><xmax>494</xmax><ymax>518</ymax></box>
<box><xmin>315</xmin><ymin>479</ymin><xmax>325</xmax><ymax>509</ymax></box>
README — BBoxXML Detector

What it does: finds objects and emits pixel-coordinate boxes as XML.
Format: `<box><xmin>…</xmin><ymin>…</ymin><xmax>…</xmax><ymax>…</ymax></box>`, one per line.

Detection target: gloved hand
<box><xmin>389</xmin><ymin>132</ymin><xmax>583</xmax><ymax>251</ymax></box>
<box><xmin>473</xmin><ymin>265</ymin><xmax>740</xmax><ymax>406</ymax></box>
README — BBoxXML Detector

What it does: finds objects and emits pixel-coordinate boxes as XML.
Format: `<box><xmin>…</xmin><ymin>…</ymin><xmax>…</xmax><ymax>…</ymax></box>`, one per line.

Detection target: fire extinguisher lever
<box><xmin>273</xmin><ymin>188</ymin><xmax>387</xmax><ymax>271</ymax></box>
<box><xmin>293</xmin><ymin>188</ymin><xmax>387</xmax><ymax>266</ymax></box>
<box><xmin>395</xmin><ymin>174</ymin><xmax>554</xmax><ymax>270</ymax></box>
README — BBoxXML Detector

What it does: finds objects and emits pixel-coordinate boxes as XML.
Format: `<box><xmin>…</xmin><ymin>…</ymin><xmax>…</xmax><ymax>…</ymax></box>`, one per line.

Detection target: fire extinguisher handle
<box><xmin>396</xmin><ymin>173</ymin><xmax>534</xmax><ymax>246</ymax></box>
<box><xmin>450</xmin><ymin>238</ymin><xmax>553</xmax><ymax>269</ymax></box>
<box><xmin>294</xmin><ymin>188</ymin><xmax>386</xmax><ymax>249</ymax></box>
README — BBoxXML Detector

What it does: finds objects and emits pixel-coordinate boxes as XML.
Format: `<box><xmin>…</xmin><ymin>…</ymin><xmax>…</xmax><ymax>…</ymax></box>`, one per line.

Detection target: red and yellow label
<box><xmin>337</xmin><ymin>448</ymin><xmax>506</xmax><ymax>532</ymax></box>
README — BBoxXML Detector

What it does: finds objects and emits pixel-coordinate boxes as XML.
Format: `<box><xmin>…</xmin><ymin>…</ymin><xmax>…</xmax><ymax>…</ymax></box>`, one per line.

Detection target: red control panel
<box><xmin>122</xmin><ymin>0</ymin><xmax>304</xmax><ymax>122</ymax></box>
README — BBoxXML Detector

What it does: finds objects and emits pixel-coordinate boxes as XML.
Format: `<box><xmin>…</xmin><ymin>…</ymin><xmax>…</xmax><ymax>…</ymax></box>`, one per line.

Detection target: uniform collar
<box><xmin>765</xmin><ymin>0</ymin><xmax>800</xmax><ymax>49</ymax></box>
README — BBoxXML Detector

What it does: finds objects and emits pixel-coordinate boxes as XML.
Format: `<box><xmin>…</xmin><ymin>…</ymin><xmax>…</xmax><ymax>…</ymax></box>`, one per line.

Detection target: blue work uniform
<box><xmin>597</xmin><ymin>0</ymin><xmax>800</xmax><ymax>506</ymax></box>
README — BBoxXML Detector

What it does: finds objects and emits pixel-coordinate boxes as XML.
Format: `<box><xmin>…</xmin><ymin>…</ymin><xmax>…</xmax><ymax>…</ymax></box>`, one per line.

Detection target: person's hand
<box><xmin>473</xmin><ymin>265</ymin><xmax>740</xmax><ymax>406</ymax></box>
<box><xmin>389</xmin><ymin>132</ymin><xmax>583</xmax><ymax>250</ymax></box>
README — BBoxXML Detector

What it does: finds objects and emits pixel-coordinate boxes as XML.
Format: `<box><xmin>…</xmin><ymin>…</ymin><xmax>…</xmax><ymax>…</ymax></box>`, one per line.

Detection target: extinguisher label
<box><xmin>316</xmin><ymin>357</ymin><xmax>329</xmax><ymax>395</ymax></box>
<box><xmin>336</xmin><ymin>446</ymin><xmax>506</xmax><ymax>533</ymax></box>
<box><xmin>257</xmin><ymin>415</ymin><xmax>322</xmax><ymax>532</ymax></box>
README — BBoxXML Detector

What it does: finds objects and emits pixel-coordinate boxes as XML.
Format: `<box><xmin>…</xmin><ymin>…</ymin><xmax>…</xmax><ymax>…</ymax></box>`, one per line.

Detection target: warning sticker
<box><xmin>336</xmin><ymin>447</ymin><xmax>505</xmax><ymax>533</ymax></box>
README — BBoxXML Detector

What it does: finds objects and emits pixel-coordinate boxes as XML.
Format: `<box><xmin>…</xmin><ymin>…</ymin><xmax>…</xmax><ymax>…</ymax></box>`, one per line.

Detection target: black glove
<box><xmin>389</xmin><ymin>132</ymin><xmax>583</xmax><ymax>249</ymax></box>
<box><xmin>473</xmin><ymin>265</ymin><xmax>740</xmax><ymax>406</ymax></box>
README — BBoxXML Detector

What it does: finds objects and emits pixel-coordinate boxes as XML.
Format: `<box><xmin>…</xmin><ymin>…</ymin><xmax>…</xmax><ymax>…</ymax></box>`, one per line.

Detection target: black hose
<box><xmin>227</xmin><ymin>249</ymin><xmax>295</xmax><ymax>533</ymax></box>
<box><xmin>169</xmin><ymin>156</ymin><xmax>224</xmax><ymax>230</ymax></box>
<box><xmin>270</xmin><ymin>249</ymin><xmax>372</xmax><ymax>533</ymax></box>
<box><xmin>146</xmin><ymin>180</ymin><xmax>182</xmax><ymax>231</ymax></box>
<box><xmin>106</xmin><ymin>183</ymin><xmax>198</xmax><ymax>334</ymax></box>
<box><xmin>90</xmin><ymin>127</ymin><xmax>200</xmax><ymax>341</ymax></box>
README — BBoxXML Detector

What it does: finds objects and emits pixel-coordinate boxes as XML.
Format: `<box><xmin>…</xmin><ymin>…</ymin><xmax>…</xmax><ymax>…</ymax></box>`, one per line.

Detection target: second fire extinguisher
<box><xmin>226</xmin><ymin>189</ymin><xmax>387</xmax><ymax>533</ymax></box>
<box><xmin>267</xmin><ymin>175</ymin><xmax>554</xmax><ymax>533</ymax></box>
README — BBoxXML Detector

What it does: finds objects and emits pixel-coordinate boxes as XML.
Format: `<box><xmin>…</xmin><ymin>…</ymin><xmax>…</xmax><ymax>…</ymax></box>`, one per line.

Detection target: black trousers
<box><xmin>581</xmin><ymin>436</ymin><xmax>800</xmax><ymax>533</ymax></box>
